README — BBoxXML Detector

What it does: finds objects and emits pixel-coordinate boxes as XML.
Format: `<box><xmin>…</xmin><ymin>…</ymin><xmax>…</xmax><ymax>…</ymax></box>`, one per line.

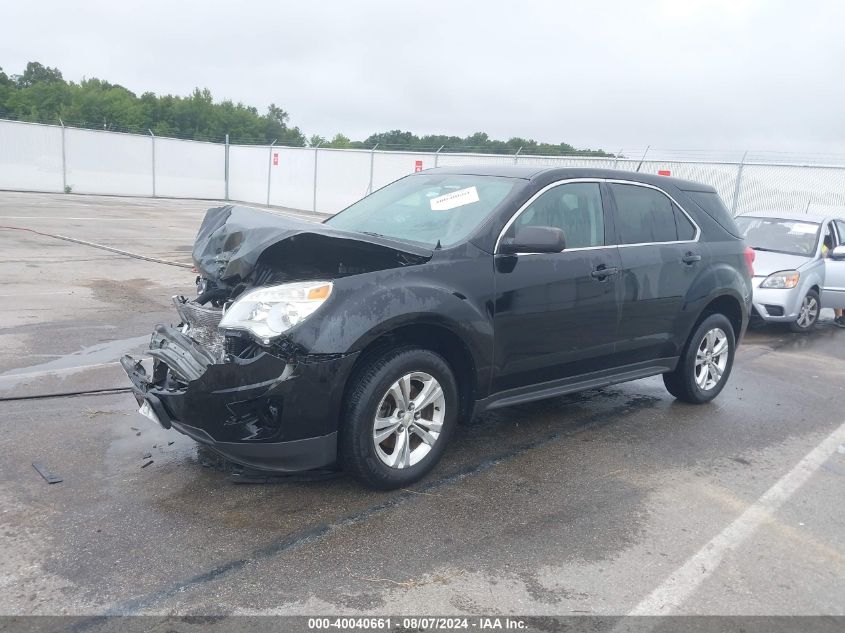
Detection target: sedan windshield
<box><xmin>325</xmin><ymin>174</ymin><xmax>521</xmax><ymax>248</ymax></box>
<box><xmin>734</xmin><ymin>216</ymin><xmax>820</xmax><ymax>256</ymax></box>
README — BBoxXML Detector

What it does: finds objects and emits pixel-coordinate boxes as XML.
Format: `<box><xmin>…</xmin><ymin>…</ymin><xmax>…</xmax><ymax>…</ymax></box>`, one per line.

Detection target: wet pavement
<box><xmin>0</xmin><ymin>192</ymin><xmax>843</xmax><ymax>616</ymax></box>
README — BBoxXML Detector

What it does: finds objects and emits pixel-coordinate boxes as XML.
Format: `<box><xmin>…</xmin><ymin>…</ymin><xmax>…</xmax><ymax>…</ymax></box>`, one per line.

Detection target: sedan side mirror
<box><xmin>499</xmin><ymin>226</ymin><xmax>566</xmax><ymax>254</ymax></box>
<box><xmin>830</xmin><ymin>245</ymin><xmax>845</xmax><ymax>260</ymax></box>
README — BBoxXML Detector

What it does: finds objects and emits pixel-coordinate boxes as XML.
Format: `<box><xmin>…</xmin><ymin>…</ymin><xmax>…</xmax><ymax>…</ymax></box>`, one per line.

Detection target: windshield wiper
<box><xmin>359</xmin><ymin>231</ymin><xmax>387</xmax><ymax>238</ymax></box>
<box><xmin>749</xmin><ymin>246</ymin><xmax>778</xmax><ymax>252</ymax></box>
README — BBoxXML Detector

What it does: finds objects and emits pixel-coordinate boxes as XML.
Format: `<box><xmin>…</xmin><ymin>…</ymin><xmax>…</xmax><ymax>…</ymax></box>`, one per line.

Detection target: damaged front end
<box><xmin>122</xmin><ymin>205</ymin><xmax>431</xmax><ymax>472</ymax></box>
<box><xmin>122</xmin><ymin>295</ymin><xmax>356</xmax><ymax>472</ymax></box>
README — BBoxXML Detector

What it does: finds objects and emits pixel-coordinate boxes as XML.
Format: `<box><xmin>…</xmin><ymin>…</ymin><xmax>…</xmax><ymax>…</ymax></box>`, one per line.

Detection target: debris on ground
<box><xmin>84</xmin><ymin>408</ymin><xmax>128</xmax><ymax>419</ymax></box>
<box><xmin>141</xmin><ymin>460</ymin><xmax>154</xmax><ymax>468</ymax></box>
<box><xmin>32</xmin><ymin>462</ymin><xmax>62</xmax><ymax>484</ymax></box>
<box><xmin>141</xmin><ymin>452</ymin><xmax>152</xmax><ymax>459</ymax></box>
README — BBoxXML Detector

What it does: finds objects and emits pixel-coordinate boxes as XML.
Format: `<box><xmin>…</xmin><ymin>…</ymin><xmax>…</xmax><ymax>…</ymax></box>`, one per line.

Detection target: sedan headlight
<box><xmin>760</xmin><ymin>270</ymin><xmax>800</xmax><ymax>289</ymax></box>
<box><xmin>219</xmin><ymin>281</ymin><xmax>332</xmax><ymax>343</ymax></box>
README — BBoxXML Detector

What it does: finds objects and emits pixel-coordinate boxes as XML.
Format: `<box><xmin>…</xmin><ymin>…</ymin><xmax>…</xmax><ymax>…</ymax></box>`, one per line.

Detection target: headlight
<box><xmin>760</xmin><ymin>271</ymin><xmax>800</xmax><ymax>289</ymax></box>
<box><xmin>219</xmin><ymin>281</ymin><xmax>333</xmax><ymax>343</ymax></box>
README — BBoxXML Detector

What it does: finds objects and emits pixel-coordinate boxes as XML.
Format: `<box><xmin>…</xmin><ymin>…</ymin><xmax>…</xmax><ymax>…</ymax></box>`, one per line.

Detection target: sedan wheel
<box><xmin>796</xmin><ymin>295</ymin><xmax>818</xmax><ymax>328</ymax></box>
<box><xmin>790</xmin><ymin>289</ymin><xmax>820</xmax><ymax>333</ymax></box>
<box><xmin>373</xmin><ymin>372</ymin><xmax>445</xmax><ymax>469</ymax></box>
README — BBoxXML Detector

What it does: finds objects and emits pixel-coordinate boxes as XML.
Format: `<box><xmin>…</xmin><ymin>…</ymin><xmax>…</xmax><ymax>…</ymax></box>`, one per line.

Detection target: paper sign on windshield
<box><xmin>430</xmin><ymin>186</ymin><xmax>480</xmax><ymax>211</ymax></box>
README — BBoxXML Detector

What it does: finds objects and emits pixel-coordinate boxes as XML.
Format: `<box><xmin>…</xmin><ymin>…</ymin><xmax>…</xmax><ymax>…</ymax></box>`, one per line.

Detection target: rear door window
<box><xmin>673</xmin><ymin>205</ymin><xmax>697</xmax><ymax>241</ymax></box>
<box><xmin>609</xmin><ymin>183</ymin><xmax>677</xmax><ymax>244</ymax></box>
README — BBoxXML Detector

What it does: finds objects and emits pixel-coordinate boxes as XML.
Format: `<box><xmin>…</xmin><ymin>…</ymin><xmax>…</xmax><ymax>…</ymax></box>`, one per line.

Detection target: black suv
<box><xmin>123</xmin><ymin>166</ymin><xmax>753</xmax><ymax>489</ymax></box>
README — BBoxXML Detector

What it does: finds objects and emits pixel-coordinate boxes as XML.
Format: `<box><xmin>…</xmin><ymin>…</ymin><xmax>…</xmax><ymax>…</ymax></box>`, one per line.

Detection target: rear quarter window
<box><xmin>685</xmin><ymin>190</ymin><xmax>742</xmax><ymax>238</ymax></box>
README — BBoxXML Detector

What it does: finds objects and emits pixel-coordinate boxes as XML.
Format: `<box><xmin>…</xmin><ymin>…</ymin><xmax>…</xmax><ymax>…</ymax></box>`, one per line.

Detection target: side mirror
<box><xmin>831</xmin><ymin>245</ymin><xmax>845</xmax><ymax>260</ymax></box>
<box><xmin>499</xmin><ymin>226</ymin><xmax>566</xmax><ymax>254</ymax></box>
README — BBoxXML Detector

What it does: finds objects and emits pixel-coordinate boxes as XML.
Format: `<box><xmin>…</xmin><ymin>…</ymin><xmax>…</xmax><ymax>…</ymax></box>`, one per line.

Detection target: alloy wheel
<box><xmin>694</xmin><ymin>327</ymin><xmax>729</xmax><ymax>391</ymax></box>
<box><xmin>372</xmin><ymin>371</ymin><xmax>446</xmax><ymax>469</ymax></box>
<box><xmin>796</xmin><ymin>295</ymin><xmax>818</xmax><ymax>329</ymax></box>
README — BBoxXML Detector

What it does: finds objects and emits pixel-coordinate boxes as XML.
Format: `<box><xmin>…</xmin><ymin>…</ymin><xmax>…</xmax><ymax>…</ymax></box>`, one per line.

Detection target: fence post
<box><xmin>635</xmin><ymin>146</ymin><xmax>650</xmax><ymax>172</ymax></box>
<box><xmin>312</xmin><ymin>141</ymin><xmax>322</xmax><ymax>212</ymax></box>
<box><xmin>434</xmin><ymin>145</ymin><xmax>444</xmax><ymax>168</ymax></box>
<box><xmin>148</xmin><ymin>129</ymin><xmax>156</xmax><ymax>197</ymax></box>
<box><xmin>224</xmin><ymin>134</ymin><xmax>230</xmax><ymax>201</ymax></box>
<box><xmin>514</xmin><ymin>146</ymin><xmax>523</xmax><ymax>165</ymax></box>
<box><xmin>367</xmin><ymin>143</ymin><xmax>378</xmax><ymax>195</ymax></box>
<box><xmin>613</xmin><ymin>147</ymin><xmax>623</xmax><ymax>169</ymax></box>
<box><xmin>59</xmin><ymin>118</ymin><xmax>67</xmax><ymax>193</ymax></box>
<box><xmin>266</xmin><ymin>140</ymin><xmax>276</xmax><ymax>206</ymax></box>
<box><xmin>731</xmin><ymin>151</ymin><xmax>748</xmax><ymax>216</ymax></box>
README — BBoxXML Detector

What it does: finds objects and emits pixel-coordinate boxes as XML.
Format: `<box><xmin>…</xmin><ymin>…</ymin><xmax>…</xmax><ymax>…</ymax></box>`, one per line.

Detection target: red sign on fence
<box><xmin>658</xmin><ymin>169</ymin><xmax>670</xmax><ymax>176</ymax></box>
<box><xmin>272</xmin><ymin>152</ymin><xmax>279</xmax><ymax>166</ymax></box>
<box><xmin>414</xmin><ymin>160</ymin><xmax>423</xmax><ymax>172</ymax></box>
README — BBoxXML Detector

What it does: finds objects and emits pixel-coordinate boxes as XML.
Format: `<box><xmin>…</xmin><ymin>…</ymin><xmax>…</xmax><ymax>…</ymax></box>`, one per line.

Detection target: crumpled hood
<box><xmin>193</xmin><ymin>205</ymin><xmax>433</xmax><ymax>283</ymax></box>
<box><xmin>751</xmin><ymin>249</ymin><xmax>813</xmax><ymax>277</ymax></box>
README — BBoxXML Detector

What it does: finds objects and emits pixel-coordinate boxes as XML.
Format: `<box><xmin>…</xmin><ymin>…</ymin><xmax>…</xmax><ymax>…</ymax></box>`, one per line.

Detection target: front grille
<box><xmin>173</xmin><ymin>296</ymin><xmax>225</xmax><ymax>358</ymax></box>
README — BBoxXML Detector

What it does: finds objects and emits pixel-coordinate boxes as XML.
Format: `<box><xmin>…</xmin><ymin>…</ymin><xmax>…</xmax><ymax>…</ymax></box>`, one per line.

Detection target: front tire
<box><xmin>663</xmin><ymin>313</ymin><xmax>736</xmax><ymax>404</ymax></box>
<box><xmin>789</xmin><ymin>289</ymin><xmax>820</xmax><ymax>333</ymax></box>
<box><xmin>340</xmin><ymin>347</ymin><xmax>458</xmax><ymax>489</ymax></box>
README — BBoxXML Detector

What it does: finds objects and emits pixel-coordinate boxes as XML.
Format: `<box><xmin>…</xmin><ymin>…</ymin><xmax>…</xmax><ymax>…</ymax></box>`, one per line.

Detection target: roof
<box><xmin>420</xmin><ymin>165</ymin><xmax>716</xmax><ymax>192</ymax></box>
<box><xmin>736</xmin><ymin>210</ymin><xmax>836</xmax><ymax>223</ymax></box>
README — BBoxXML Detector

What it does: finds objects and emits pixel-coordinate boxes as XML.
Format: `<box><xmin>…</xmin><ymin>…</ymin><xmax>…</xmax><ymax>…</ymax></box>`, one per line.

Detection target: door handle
<box><xmin>591</xmin><ymin>265</ymin><xmax>620</xmax><ymax>280</ymax></box>
<box><xmin>682</xmin><ymin>252</ymin><xmax>702</xmax><ymax>264</ymax></box>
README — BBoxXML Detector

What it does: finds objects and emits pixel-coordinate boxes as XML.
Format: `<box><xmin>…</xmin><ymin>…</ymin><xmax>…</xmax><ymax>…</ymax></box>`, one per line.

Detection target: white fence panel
<box><xmin>516</xmin><ymin>155</ymin><xmax>617</xmax><ymax>169</ymax></box>
<box><xmin>228</xmin><ymin>144</ymin><xmax>268</xmax><ymax>205</ymax></box>
<box><xmin>4</xmin><ymin>119</ymin><xmax>845</xmax><ymax>218</ymax></box>
<box><xmin>155</xmin><ymin>137</ymin><xmax>225</xmax><ymax>199</ymax></box>
<box><xmin>736</xmin><ymin>164</ymin><xmax>845</xmax><ymax>215</ymax></box>
<box><xmin>65</xmin><ymin>128</ymin><xmax>152</xmax><ymax>196</ymax></box>
<box><xmin>372</xmin><ymin>151</ymin><xmax>434</xmax><ymax>191</ymax></box>
<box><xmin>0</xmin><ymin>120</ymin><xmax>63</xmax><ymax>192</ymax></box>
<box><xmin>435</xmin><ymin>153</ymin><xmax>516</xmax><ymax>168</ymax></box>
<box><xmin>269</xmin><ymin>147</ymin><xmax>315</xmax><ymax>211</ymax></box>
<box><xmin>316</xmin><ymin>149</ymin><xmax>372</xmax><ymax>213</ymax></box>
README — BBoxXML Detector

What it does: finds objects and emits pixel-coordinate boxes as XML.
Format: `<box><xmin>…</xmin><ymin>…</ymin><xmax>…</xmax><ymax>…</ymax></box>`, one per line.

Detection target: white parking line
<box><xmin>627</xmin><ymin>419</ymin><xmax>845</xmax><ymax>615</ymax></box>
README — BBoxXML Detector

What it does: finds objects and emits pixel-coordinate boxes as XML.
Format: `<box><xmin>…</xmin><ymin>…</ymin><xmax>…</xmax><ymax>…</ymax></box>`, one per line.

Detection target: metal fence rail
<box><xmin>1</xmin><ymin>118</ymin><xmax>843</xmax><ymax>216</ymax></box>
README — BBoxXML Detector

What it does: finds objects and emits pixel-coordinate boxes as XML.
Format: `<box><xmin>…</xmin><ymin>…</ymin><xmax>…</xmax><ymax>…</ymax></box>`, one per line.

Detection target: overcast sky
<box><xmin>3</xmin><ymin>0</ymin><xmax>844</xmax><ymax>155</ymax></box>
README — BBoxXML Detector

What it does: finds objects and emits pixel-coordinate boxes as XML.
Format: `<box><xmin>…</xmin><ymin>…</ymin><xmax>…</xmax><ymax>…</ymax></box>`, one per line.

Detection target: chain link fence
<box><xmin>2</xmin><ymin>118</ymin><xmax>844</xmax><ymax>216</ymax></box>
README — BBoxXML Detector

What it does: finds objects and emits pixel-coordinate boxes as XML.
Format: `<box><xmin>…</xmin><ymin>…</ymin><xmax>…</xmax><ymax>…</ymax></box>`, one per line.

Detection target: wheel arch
<box><xmin>695</xmin><ymin>293</ymin><xmax>745</xmax><ymax>343</ymax></box>
<box><xmin>345</xmin><ymin>321</ymin><xmax>478</xmax><ymax>424</ymax></box>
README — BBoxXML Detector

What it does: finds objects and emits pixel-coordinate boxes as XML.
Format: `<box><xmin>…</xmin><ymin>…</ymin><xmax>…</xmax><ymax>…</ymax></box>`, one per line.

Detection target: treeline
<box><xmin>0</xmin><ymin>62</ymin><xmax>610</xmax><ymax>156</ymax></box>
<box><xmin>311</xmin><ymin>130</ymin><xmax>611</xmax><ymax>156</ymax></box>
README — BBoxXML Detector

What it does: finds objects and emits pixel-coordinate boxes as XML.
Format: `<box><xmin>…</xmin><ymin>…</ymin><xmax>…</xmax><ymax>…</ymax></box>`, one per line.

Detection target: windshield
<box><xmin>734</xmin><ymin>216</ymin><xmax>820</xmax><ymax>257</ymax></box>
<box><xmin>325</xmin><ymin>174</ymin><xmax>521</xmax><ymax>248</ymax></box>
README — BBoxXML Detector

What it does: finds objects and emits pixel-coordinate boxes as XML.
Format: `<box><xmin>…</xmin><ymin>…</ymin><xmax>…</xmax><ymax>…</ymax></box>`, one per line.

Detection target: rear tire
<box><xmin>340</xmin><ymin>347</ymin><xmax>458</xmax><ymax>490</ymax></box>
<box><xmin>663</xmin><ymin>313</ymin><xmax>736</xmax><ymax>404</ymax></box>
<box><xmin>789</xmin><ymin>289</ymin><xmax>820</xmax><ymax>333</ymax></box>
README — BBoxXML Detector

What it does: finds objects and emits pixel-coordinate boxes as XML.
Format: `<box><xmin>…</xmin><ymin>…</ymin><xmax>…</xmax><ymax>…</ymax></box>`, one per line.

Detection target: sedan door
<box><xmin>492</xmin><ymin>181</ymin><xmax>622</xmax><ymax>393</ymax></box>
<box><xmin>821</xmin><ymin>219</ymin><xmax>845</xmax><ymax>309</ymax></box>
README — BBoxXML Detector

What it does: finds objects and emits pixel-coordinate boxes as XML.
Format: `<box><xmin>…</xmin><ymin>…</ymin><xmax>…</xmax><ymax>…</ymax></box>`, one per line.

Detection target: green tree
<box><xmin>326</xmin><ymin>133</ymin><xmax>351</xmax><ymax>148</ymax></box>
<box><xmin>0</xmin><ymin>61</ymin><xmax>609</xmax><ymax>156</ymax></box>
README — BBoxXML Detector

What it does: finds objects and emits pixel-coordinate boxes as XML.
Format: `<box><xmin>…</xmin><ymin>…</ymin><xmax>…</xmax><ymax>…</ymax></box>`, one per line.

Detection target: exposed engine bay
<box><xmin>169</xmin><ymin>204</ymin><xmax>434</xmax><ymax>365</ymax></box>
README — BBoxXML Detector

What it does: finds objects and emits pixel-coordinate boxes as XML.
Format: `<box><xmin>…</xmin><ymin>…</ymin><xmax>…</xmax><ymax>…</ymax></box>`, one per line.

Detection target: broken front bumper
<box><xmin>121</xmin><ymin>323</ymin><xmax>358</xmax><ymax>472</ymax></box>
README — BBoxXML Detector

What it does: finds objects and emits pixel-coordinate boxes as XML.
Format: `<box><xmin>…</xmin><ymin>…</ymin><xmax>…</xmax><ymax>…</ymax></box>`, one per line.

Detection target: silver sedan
<box><xmin>735</xmin><ymin>212</ymin><xmax>845</xmax><ymax>332</ymax></box>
